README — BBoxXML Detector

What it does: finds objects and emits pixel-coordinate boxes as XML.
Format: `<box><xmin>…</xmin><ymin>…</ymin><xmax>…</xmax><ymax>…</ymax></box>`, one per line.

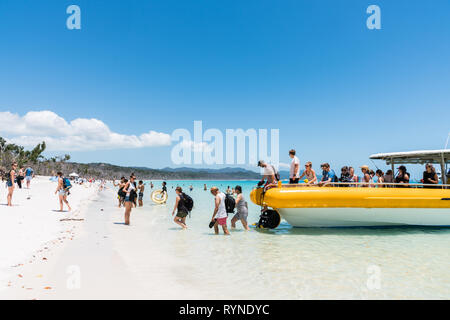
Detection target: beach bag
<box><xmin>224</xmin><ymin>193</ymin><xmax>236</xmax><ymax>213</ymax></box>
<box><xmin>180</xmin><ymin>193</ymin><xmax>194</xmax><ymax>212</ymax></box>
<box><xmin>118</xmin><ymin>187</ymin><xmax>126</xmax><ymax>198</ymax></box>
<box><xmin>63</xmin><ymin>177</ymin><xmax>72</xmax><ymax>190</ymax></box>
<box><xmin>271</xmin><ymin>165</ymin><xmax>281</xmax><ymax>181</ymax></box>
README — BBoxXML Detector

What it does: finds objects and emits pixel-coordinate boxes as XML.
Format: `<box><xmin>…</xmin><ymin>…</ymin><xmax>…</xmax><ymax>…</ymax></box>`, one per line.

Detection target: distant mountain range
<box><xmin>34</xmin><ymin>162</ymin><xmax>273</xmax><ymax>180</ymax></box>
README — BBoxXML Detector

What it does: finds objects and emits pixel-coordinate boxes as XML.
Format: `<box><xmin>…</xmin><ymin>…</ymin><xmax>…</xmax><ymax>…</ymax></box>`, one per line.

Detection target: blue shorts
<box><xmin>125</xmin><ymin>196</ymin><xmax>131</xmax><ymax>202</ymax></box>
<box><xmin>6</xmin><ymin>180</ymin><xmax>13</xmax><ymax>187</ymax></box>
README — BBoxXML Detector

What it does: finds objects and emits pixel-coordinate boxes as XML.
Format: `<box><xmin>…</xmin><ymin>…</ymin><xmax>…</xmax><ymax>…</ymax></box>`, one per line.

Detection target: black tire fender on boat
<box><xmin>257</xmin><ymin>209</ymin><xmax>281</xmax><ymax>229</ymax></box>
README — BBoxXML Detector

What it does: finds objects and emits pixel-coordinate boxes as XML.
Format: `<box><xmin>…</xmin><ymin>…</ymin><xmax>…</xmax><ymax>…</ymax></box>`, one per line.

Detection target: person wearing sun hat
<box><xmin>360</xmin><ymin>165</ymin><xmax>371</xmax><ymax>187</ymax></box>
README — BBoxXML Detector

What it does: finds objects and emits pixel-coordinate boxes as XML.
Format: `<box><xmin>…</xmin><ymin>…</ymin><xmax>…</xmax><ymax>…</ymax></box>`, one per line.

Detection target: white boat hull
<box><xmin>278</xmin><ymin>207</ymin><xmax>450</xmax><ymax>227</ymax></box>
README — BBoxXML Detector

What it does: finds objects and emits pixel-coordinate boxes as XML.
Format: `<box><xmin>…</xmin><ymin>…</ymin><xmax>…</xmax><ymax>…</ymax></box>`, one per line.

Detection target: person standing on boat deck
<box><xmin>348</xmin><ymin>167</ymin><xmax>359</xmax><ymax>186</ymax></box>
<box><xmin>375</xmin><ymin>169</ymin><xmax>385</xmax><ymax>187</ymax></box>
<box><xmin>394</xmin><ymin>165</ymin><xmax>410</xmax><ymax>187</ymax></box>
<box><xmin>231</xmin><ymin>185</ymin><xmax>250</xmax><ymax>230</ymax></box>
<box><xmin>338</xmin><ymin>166</ymin><xmax>352</xmax><ymax>187</ymax></box>
<box><xmin>359</xmin><ymin>165</ymin><xmax>371</xmax><ymax>187</ymax></box>
<box><xmin>210</xmin><ymin>187</ymin><xmax>230</xmax><ymax>235</ymax></box>
<box><xmin>172</xmin><ymin>187</ymin><xmax>188</xmax><ymax>229</ymax></box>
<box><xmin>383</xmin><ymin>170</ymin><xmax>394</xmax><ymax>187</ymax></box>
<box><xmin>318</xmin><ymin>163</ymin><xmax>336</xmax><ymax>186</ymax></box>
<box><xmin>299</xmin><ymin>161</ymin><xmax>317</xmax><ymax>184</ymax></box>
<box><xmin>257</xmin><ymin>160</ymin><xmax>277</xmax><ymax>187</ymax></box>
<box><xmin>289</xmin><ymin>149</ymin><xmax>300</xmax><ymax>184</ymax></box>
<box><xmin>422</xmin><ymin>164</ymin><xmax>439</xmax><ymax>188</ymax></box>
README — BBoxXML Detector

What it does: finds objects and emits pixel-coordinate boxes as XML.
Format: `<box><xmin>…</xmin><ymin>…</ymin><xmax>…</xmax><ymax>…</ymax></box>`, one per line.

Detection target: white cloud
<box><xmin>0</xmin><ymin>110</ymin><xmax>172</xmax><ymax>151</ymax></box>
<box><xmin>177</xmin><ymin>140</ymin><xmax>214</xmax><ymax>153</ymax></box>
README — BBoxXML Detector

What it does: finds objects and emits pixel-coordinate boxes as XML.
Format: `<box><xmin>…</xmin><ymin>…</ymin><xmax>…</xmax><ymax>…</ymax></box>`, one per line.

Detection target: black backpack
<box><xmin>180</xmin><ymin>193</ymin><xmax>194</xmax><ymax>212</ymax></box>
<box><xmin>224</xmin><ymin>193</ymin><xmax>236</xmax><ymax>213</ymax></box>
<box><xmin>271</xmin><ymin>165</ymin><xmax>281</xmax><ymax>181</ymax></box>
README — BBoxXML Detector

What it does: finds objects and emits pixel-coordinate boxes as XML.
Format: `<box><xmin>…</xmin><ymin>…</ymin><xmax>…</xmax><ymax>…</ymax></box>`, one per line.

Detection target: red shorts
<box><xmin>217</xmin><ymin>217</ymin><xmax>227</xmax><ymax>226</ymax></box>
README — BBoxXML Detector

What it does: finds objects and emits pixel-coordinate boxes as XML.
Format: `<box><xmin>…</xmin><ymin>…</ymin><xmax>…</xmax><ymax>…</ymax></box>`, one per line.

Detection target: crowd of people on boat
<box><xmin>256</xmin><ymin>149</ymin><xmax>443</xmax><ymax>189</ymax></box>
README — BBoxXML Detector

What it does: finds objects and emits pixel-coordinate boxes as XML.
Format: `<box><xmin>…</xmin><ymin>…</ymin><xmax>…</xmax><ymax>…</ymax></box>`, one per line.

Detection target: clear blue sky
<box><xmin>0</xmin><ymin>1</ymin><xmax>449</xmax><ymax>176</ymax></box>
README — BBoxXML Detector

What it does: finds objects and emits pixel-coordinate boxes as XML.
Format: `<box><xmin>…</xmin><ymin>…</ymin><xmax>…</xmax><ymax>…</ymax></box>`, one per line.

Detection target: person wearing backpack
<box><xmin>55</xmin><ymin>172</ymin><xmax>71</xmax><ymax>212</ymax></box>
<box><xmin>172</xmin><ymin>186</ymin><xmax>191</xmax><ymax>229</ymax></box>
<box><xmin>210</xmin><ymin>187</ymin><xmax>230</xmax><ymax>235</ymax></box>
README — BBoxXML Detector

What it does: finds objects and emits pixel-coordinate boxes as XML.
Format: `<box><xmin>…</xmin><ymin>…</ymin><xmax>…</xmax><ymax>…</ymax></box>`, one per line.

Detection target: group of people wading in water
<box><xmin>113</xmin><ymin>175</ymin><xmax>249</xmax><ymax>235</ymax></box>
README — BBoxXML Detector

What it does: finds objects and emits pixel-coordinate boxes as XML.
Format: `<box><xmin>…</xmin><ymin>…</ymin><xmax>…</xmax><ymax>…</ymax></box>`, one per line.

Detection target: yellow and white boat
<box><xmin>250</xmin><ymin>150</ymin><xmax>450</xmax><ymax>228</ymax></box>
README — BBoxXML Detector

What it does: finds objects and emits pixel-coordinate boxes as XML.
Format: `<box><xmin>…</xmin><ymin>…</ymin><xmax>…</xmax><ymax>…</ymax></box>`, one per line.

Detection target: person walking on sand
<box><xmin>231</xmin><ymin>185</ymin><xmax>250</xmax><ymax>230</ymax></box>
<box><xmin>172</xmin><ymin>187</ymin><xmax>189</xmax><ymax>229</ymax></box>
<box><xmin>210</xmin><ymin>187</ymin><xmax>230</xmax><ymax>235</ymax></box>
<box><xmin>25</xmin><ymin>166</ymin><xmax>34</xmax><ymax>189</ymax></box>
<box><xmin>137</xmin><ymin>180</ymin><xmax>145</xmax><ymax>207</ymax></box>
<box><xmin>123</xmin><ymin>175</ymin><xmax>136</xmax><ymax>225</ymax></box>
<box><xmin>6</xmin><ymin>162</ymin><xmax>17</xmax><ymax>206</ymax></box>
<box><xmin>55</xmin><ymin>172</ymin><xmax>71</xmax><ymax>212</ymax></box>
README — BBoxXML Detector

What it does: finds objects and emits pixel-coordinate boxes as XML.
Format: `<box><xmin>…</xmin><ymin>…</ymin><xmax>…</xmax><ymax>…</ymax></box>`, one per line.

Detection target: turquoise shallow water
<box><xmin>110</xmin><ymin>180</ymin><xmax>450</xmax><ymax>299</ymax></box>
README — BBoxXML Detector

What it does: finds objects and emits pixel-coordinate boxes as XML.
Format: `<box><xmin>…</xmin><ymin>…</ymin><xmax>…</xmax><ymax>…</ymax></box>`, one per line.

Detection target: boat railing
<box><xmin>278</xmin><ymin>182</ymin><xmax>450</xmax><ymax>189</ymax></box>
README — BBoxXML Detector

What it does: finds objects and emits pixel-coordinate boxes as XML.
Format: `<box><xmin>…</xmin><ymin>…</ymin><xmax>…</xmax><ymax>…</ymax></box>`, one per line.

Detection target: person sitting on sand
<box><xmin>25</xmin><ymin>166</ymin><xmax>34</xmax><ymax>189</ymax></box>
<box><xmin>123</xmin><ymin>175</ymin><xmax>136</xmax><ymax>225</ymax></box>
<box><xmin>318</xmin><ymin>163</ymin><xmax>336</xmax><ymax>186</ymax></box>
<box><xmin>6</xmin><ymin>162</ymin><xmax>17</xmax><ymax>206</ymax></box>
<box><xmin>137</xmin><ymin>180</ymin><xmax>145</xmax><ymax>207</ymax></box>
<box><xmin>210</xmin><ymin>187</ymin><xmax>230</xmax><ymax>235</ymax></box>
<box><xmin>172</xmin><ymin>187</ymin><xmax>188</xmax><ymax>229</ymax></box>
<box><xmin>299</xmin><ymin>161</ymin><xmax>317</xmax><ymax>185</ymax></box>
<box><xmin>55</xmin><ymin>172</ymin><xmax>71</xmax><ymax>212</ymax></box>
<box><xmin>231</xmin><ymin>186</ymin><xmax>250</xmax><ymax>231</ymax></box>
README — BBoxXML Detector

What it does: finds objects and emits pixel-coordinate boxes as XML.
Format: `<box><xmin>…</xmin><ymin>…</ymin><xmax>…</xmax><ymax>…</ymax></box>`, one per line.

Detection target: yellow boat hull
<box><xmin>250</xmin><ymin>186</ymin><xmax>450</xmax><ymax>227</ymax></box>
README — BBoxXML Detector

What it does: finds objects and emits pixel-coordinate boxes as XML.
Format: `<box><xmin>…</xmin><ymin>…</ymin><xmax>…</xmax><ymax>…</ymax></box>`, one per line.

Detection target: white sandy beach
<box><xmin>2</xmin><ymin>179</ymin><xmax>450</xmax><ymax>300</ymax></box>
<box><xmin>0</xmin><ymin>176</ymin><xmax>98</xmax><ymax>298</ymax></box>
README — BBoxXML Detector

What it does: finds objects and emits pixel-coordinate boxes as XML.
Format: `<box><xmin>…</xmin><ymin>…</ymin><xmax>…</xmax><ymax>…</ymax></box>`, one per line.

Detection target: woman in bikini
<box><xmin>298</xmin><ymin>161</ymin><xmax>317</xmax><ymax>185</ymax></box>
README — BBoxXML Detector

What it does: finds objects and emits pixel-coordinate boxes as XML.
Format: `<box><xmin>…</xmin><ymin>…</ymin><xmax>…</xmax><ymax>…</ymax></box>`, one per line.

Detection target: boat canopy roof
<box><xmin>370</xmin><ymin>149</ymin><xmax>450</xmax><ymax>165</ymax></box>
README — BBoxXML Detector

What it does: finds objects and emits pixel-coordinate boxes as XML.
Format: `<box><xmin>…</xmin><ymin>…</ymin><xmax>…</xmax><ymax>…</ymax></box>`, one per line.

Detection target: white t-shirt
<box><xmin>263</xmin><ymin>165</ymin><xmax>274</xmax><ymax>176</ymax></box>
<box><xmin>216</xmin><ymin>192</ymin><xmax>227</xmax><ymax>219</ymax></box>
<box><xmin>290</xmin><ymin>156</ymin><xmax>300</xmax><ymax>178</ymax></box>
